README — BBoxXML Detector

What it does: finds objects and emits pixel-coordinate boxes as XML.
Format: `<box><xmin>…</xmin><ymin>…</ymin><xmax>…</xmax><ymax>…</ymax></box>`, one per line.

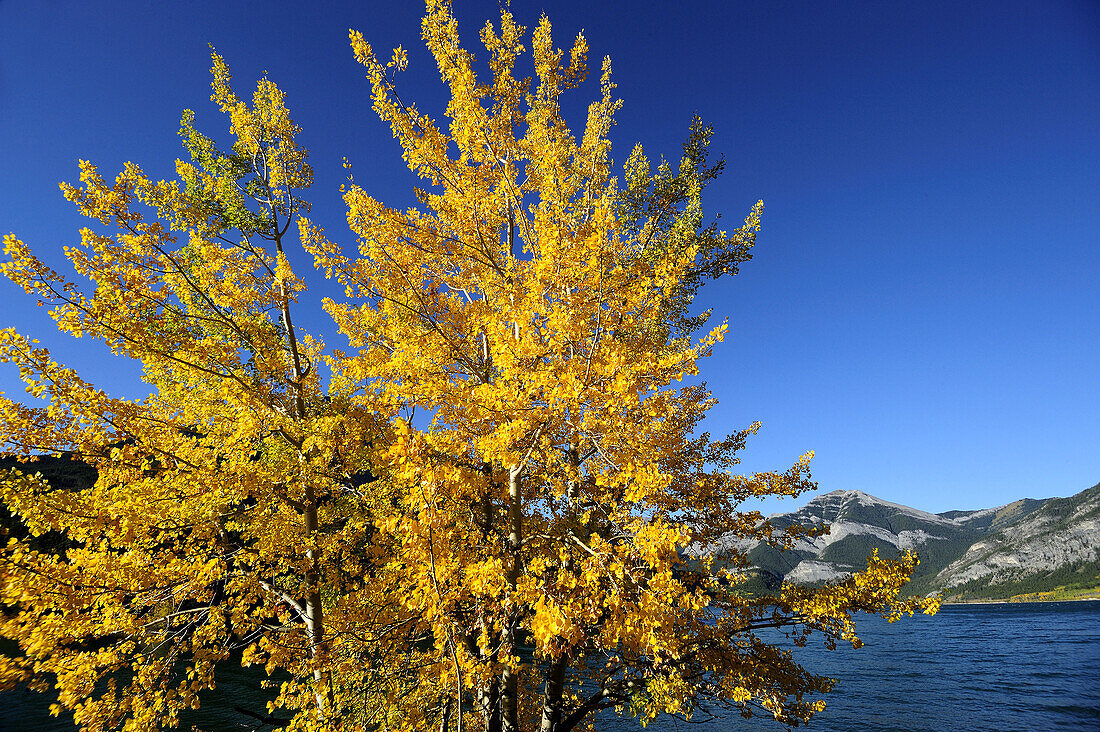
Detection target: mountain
<box><xmin>709</xmin><ymin>484</ymin><xmax>1100</xmax><ymax>601</ymax></box>
<box><xmin>930</xmin><ymin>484</ymin><xmax>1100</xmax><ymax>599</ymax></box>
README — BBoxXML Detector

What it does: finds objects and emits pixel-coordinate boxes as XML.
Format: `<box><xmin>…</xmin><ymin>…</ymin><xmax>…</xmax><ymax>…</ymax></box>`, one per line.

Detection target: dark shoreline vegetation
<box><xmin>943</xmin><ymin>596</ymin><xmax>1100</xmax><ymax>604</ymax></box>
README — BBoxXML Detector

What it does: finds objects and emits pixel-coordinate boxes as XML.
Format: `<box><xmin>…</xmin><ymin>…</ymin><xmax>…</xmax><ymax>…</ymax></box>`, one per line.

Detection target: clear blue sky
<box><xmin>1</xmin><ymin>1</ymin><xmax>1096</xmax><ymax>513</ymax></box>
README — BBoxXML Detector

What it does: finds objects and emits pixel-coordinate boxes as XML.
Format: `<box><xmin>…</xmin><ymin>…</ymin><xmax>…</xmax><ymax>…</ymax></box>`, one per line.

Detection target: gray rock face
<box><xmin>712</xmin><ymin>483</ymin><xmax>1100</xmax><ymax>598</ymax></box>
<box><xmin>785</xmin><ymin>559</ymin><xmax>853</xmax><ymax>584</ymax></box>
<box><xmin>933</xmin><ymin>487</ymin><xmax>1100</xmax><ymax>589</ymax></box>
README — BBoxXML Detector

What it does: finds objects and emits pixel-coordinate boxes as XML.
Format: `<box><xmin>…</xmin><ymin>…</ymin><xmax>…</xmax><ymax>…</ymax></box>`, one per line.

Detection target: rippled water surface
<box><xmin>3</xmin><ymin>601</ymin><xmax>1097</xmax><ymax>731</ymax></box>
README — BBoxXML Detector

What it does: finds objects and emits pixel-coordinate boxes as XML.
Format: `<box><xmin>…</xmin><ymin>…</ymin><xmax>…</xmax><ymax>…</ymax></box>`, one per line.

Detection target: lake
<box><xmin>3</xmin><ymin>601</ymin><xmax>1097</xmax><ymax>731</ymax></box>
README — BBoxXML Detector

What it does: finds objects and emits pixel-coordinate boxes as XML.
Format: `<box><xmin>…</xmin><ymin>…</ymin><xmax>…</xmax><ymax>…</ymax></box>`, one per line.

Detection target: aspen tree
<box><xmin>1</xmin><ymin>3</ymin><xmax>937</xmax><ymax>731</ymax></box>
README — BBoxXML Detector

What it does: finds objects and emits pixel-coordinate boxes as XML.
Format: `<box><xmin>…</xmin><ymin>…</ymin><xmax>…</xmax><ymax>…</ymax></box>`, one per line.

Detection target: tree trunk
<box><xmin>469</xmin><ymin>463</ymin><xmax>502</xmax><ymax>731</ymax></box>
<box><xmin>501</xmin><ymin>466</ymin><xmax>523</xmax><ymax>732</ymax></box>
<box><xmin>303</xmin><ymin>484</ymin><xmax>332</xmax><ymax>715</ymax></box>
<box><xmin>478</xmin><ymin>675</ymin><xmax>502</xmax><ymax>732</ymax></box>
<box><xmin>500</xmin><ymin>210</ymin><xmax>524</xmax><ymax>732</ymax></box>
<box><xmin>541</xmin><ymin>444</ymin><xmax>580</xmax><ymax>732</ymax></box>
<box><xmin>440</xmin><ymin>698</ymin><xmax>453</xmax><ymax>732</ymax></box>
<box><xmin>273</xmin><ymin>226</ymin><xmax>332</xmax><ymax>718</ymax></box>
<box><xmin>539</xmin><ymin>655</ymin><xmax>567</xmax><ymax>732</ymax></box>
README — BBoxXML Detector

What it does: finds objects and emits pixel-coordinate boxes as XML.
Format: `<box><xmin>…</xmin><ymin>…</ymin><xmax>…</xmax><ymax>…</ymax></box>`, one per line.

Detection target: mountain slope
<box><xmin>931</xmin><ymin>483</ymin><xmax>1100</xmax><ymax>599</ymax></box>
<box><xmin>714</xmin><ymin>484</ymin><xmax>1100</xmax><ymax>600</ymax></box>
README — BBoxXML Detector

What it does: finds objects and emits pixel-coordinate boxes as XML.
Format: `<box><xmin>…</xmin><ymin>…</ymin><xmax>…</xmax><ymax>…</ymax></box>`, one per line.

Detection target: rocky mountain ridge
<box><xmin>712</xmin><ymin>483</ymin><xmax>1100</xmax><ymax>600</ymax></box>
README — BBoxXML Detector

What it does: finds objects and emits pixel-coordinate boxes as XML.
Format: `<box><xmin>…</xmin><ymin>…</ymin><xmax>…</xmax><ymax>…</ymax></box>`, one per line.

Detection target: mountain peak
<box><xmin>797</xmin><ymin>489</ymin><xmax>955</xmax><ymax>527</ymax></box>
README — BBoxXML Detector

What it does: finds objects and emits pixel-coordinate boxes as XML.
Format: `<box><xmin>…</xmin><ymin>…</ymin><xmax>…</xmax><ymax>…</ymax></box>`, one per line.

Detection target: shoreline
<box><xmin>941</xmin><ymin>596</ymin><xmax>1100</xmax><ymax>606</ymax></box>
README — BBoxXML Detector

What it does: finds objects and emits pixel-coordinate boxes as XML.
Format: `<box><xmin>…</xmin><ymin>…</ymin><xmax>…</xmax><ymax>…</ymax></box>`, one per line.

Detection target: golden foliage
<box><xmin>0</xmin><ymin>3</ymin><xmax>936</xmax><ymax>731</ymax></box>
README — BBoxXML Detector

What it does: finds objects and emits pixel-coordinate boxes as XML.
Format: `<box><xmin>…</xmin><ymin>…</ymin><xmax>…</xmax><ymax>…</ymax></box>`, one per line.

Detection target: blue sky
<box><xmin>1</xmin><ymin>1</ymin><xmax>1096</xmax><ymax>513</ymax></box>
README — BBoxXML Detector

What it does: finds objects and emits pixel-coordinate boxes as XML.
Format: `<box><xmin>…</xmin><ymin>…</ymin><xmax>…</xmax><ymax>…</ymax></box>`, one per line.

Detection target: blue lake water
<box><xmin>2</xmin><ymin>601</ymin><xmax>1097</xmax><ymax>731</ymax></box>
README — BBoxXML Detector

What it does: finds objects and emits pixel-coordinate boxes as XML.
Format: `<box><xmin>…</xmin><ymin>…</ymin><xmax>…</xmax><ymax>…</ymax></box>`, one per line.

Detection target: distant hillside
<box><xmin>931</xmin><ymin>483</ymin><xmax>1100</xmax><ymax>600</ymax></box>
<box><xmin>706</xmin><ymin>483</ymin><xmax>1100</xmax><ymax>602</ymax></box>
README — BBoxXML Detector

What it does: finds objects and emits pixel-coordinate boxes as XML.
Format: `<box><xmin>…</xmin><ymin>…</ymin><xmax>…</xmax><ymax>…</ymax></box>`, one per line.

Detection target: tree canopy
<box><xmin>0</xmin><ymin>3</ymin><xmax>937</xmax><ymax>731</ymax></box>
